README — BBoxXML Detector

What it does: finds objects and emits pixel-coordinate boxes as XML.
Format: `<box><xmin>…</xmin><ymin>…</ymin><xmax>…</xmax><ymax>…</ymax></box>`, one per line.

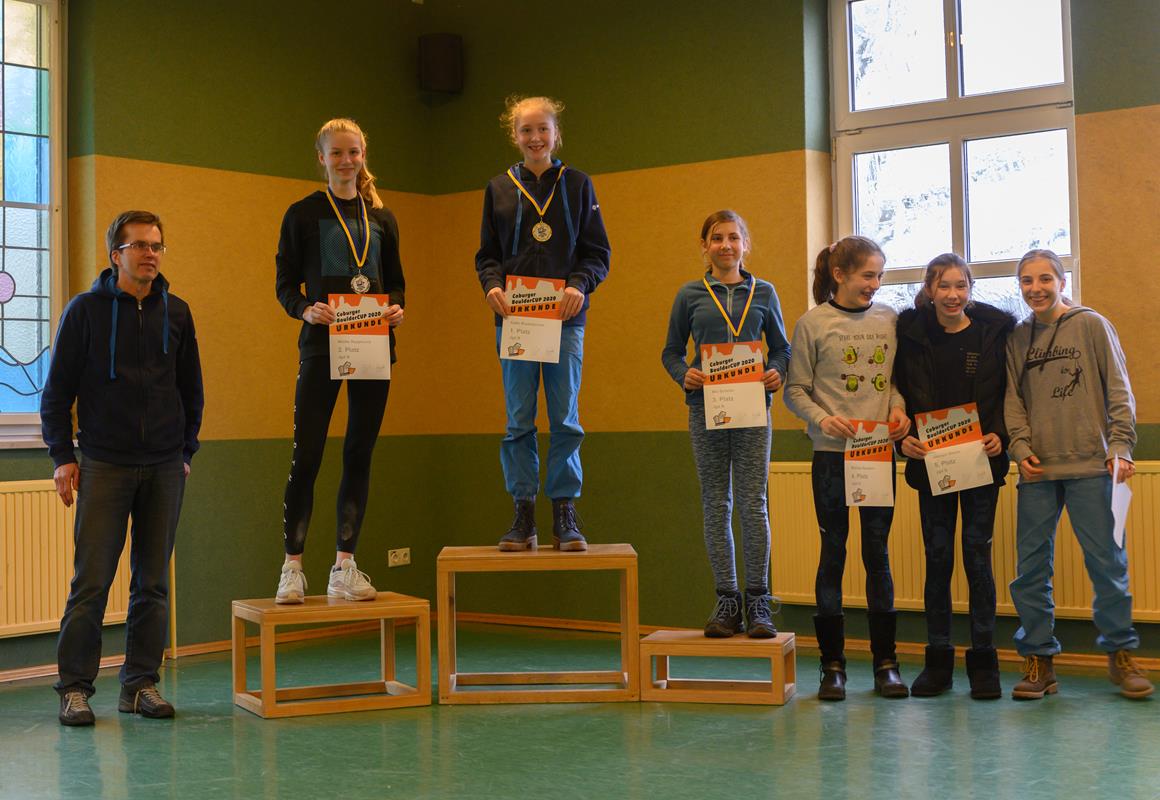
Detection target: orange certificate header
<box><xmin>915</xmin><ymin>403</ymin><xmax>984</xmax><ymax>450</ymax></box>
<box><xmin>845</xmin><ymin>419</ymin><xmax>892</xmax><ymax>462</ymax></box>
<box><xmin>700</xmin><ymin>341</ymin><xmax>764</xmax><ymax>386</ymax></box>
<box><xmin>506</xmin><ymin>275</ymin><xmax>564</xmax><ymax>320</ymax></box>
<box><xmin>328</xmin><ymin>294</ymin><xmax>391</xmax><ymax>336</ymax></box>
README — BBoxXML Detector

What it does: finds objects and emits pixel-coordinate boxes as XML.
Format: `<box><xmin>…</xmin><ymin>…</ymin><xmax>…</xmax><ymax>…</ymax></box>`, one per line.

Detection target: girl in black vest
<box><xmin>894</xmin><ymin>253</ymin><xmax>1014</xmax><ymax>699</ymax></box>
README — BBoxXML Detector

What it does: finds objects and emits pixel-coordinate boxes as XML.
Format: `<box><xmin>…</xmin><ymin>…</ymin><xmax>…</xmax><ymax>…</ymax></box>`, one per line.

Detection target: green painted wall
<box><xmin>67</xmin><ymin>0</ymin><xmax>821</xmax><ymax>195</ymax></box>
<box><xmin>1072</xmin><ymin>0</ymin><xmax>1160</xmax><ymax>114</ymax></box>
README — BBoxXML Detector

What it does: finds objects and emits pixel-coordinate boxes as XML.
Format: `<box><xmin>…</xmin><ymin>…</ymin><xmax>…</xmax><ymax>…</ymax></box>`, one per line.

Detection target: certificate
<box><xmin>701</xmin><ymin>341</ymin><xmax>766</xmax><ymax>429</ymax></box>
<box><xmin>499</xmin><ymin>275</ymin><xmax>563</xmax><ymax>363</ymax></box>
<box><xmin>328</xmin><ymin>293</ymin><xmax>391</xmax><ymax>381</ymax></box>
<box><xmin>915</xmin><ymin>403</ymin><xmax>991</xmax><ymax>496</ymax></box>
<box><xmin>845</xmin><ymin>420</ymin><xmax>894</xmax><ymax>507</ymax></box>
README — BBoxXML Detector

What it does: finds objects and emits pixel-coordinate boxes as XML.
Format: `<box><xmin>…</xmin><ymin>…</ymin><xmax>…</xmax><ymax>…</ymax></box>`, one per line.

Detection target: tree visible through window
<box><xmin>0</xmin><ymin>0</ymin><xmax>53</xmax><ymax>416</ymax></box>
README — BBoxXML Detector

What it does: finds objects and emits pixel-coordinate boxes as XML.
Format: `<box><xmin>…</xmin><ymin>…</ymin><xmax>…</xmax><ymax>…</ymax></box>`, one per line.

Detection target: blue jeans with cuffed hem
<box><xmin>1010</xmin><ymin>475</ymin><xmax>1139</xmax><ymax>656</ymax></box>
<box><xmin>496</xmin><ymin>325</ymin><xmax>584</xmax><ymax>500</ymax></box>
<box><xmin>55</xmin><ymin>457</ymin><xmax>186</xmax><ymax>696</ymax></box>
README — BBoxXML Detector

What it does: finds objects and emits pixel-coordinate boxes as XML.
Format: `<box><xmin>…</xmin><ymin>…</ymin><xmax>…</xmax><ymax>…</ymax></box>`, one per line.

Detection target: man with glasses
<box><xmin>41</xmin><ymin>210</ymin><xmax>204</xmax><ymax>726</ymax></box>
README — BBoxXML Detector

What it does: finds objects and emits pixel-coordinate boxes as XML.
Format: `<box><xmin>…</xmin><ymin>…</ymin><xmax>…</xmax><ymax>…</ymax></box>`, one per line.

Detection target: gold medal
<box><xmin>351</xmin><ymin>273</ymin><xmax>371</xmax><ymax>294</ymax></box>
<box><xmin>531</xmin><ymin>221</ymin><xmax>553</xmax><ymax>242</ymax></box>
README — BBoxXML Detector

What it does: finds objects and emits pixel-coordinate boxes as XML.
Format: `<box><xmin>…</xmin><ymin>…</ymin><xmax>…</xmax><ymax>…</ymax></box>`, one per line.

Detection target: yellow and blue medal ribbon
<box><xmin>702</xmin><ymin>275</ymin><xmax>756</xmax><ymax>340</ymax></box>
<box><xmin>507</xmin><ymin>162</ymin><xmax>575</xmax><ymax>255</ymax></box>
<box><xmin>325</xmin><ymin>187</ymin><xmax>370</xmax><ymax>269</ymax></box>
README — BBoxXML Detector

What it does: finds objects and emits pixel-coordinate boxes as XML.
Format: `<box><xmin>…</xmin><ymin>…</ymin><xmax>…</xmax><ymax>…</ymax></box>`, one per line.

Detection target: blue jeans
<box><xmin>1010</xmin><ymin>475</ymin><xmax>1139</xmax><ymax>656</ymax></box>
<box><xmin>55</xmin><ymin>457</ymin><xmax>186</xmax><ymax>696</ymax></box>
<box><xmin>918</xmin><ymin>483</ymin><xmax>999</xmax><ymax>649</ymax></box>
<box><xmin>811</xmin><ymin>451</ymin><xmax>896</xmax><ymax>616</ymax></box>
<box><xmin>496</xmin><ymin>325</ymin><xmax>584</xmax><ymax>500</ymax></box>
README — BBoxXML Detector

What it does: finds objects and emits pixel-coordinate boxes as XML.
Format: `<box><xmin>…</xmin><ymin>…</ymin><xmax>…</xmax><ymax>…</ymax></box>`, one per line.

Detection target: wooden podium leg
<box><xmin>259</xmin><ymin>622</ymin><xmax>277</xmax><ymax>716</ymax></box>
<box><xmin>381</xmin><ymin>619</ymin><xmax>396</xmax><ymax>683</ymax></box>
<box><xmin>437</xmin><ymin>568</ymin><xmax>456</xmax><ymax>698</ymax></box>
<box><xmin>416</xmin><ymin>611</ymin><xmax>432</xmax><ymax>698</ymax></box>
<box><xmin>621</xmin><ymin>562</ymin><xmax>640</xmax><ymax>695</ymax></box>
<box><xmin>231</xmin><ymin>613</ymin><xmax>246</xmax><ymax>694</ymax></box>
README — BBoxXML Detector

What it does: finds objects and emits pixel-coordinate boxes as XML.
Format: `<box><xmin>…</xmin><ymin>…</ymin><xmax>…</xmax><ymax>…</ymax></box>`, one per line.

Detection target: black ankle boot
<box><xmin>814</xmin><ymin>614</ymin><xmax>847</xmax><ymax>701</ymax></box>
<box><xmin>551</xmin><ymin>498</ymin><xmax>587</xmax><ymax>551</ymax></box>
<box><xmin>705</xmin><ymin>590</ymin><xmax>744</xmax><ymax>638</ymax></box>
<box><xmin>911</xmin><ymin>645</ymin><xmax>956</xmax><ymax>697</ymax></box>
<box><xmin>965</xmin><ymin>647</ymin><xmax>1002</xmax><ymax>700</ymax></box>
<box><xmin>498</xmin><ymin>499</ymin><xmax>537</xmax><ymax>551</ymax></box>
<box><xmin>868</xmin><ymin>611</ymin><xmax>909</xmax><ymax>699</ymax></box>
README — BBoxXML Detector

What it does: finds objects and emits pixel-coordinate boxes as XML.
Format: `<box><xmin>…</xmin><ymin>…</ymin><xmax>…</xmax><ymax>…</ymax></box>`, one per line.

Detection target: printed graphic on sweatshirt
<box><xmin>1025</xmin><ymin>340</ymin><xmax>1085</xmax><ymax>401</ymax></box>
<box><xmin>844</xmin><ymin>419</ymin><xmax>893</xmax><ymax>507</ymax></box>
<box><xmin>500</xmin><ymin>276</ymin><xmax>564</xmax><ymax>363</ymax></box>
<box><xmin>328</xmin><ymin>294</ymin><xmax>391</xmax><ymax>381</ymax></box>
<box><xmin>915</xmin><ymin>403</ymin><xmax>992</xmax><ymax>495</ymax></box>
<box><xmin>319</xmin><ymin>217</ymin><xmax>383</xmax><ymax>281</ymax></box>
<box><xmin>835</xmin><ymin>331</ymin><xmax>891</xmax><ymax>394</ymax></box>
<box><xmin>701</xmin><ymin>341</ymin><xmax>766</xmax><ymax>429</ymax></box>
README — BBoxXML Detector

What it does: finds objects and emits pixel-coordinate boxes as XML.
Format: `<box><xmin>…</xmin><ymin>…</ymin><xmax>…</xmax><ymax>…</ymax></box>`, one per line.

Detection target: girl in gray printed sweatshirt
<box><xmin>1003</xmin><ymin>248</ymin><xmax>1150</xmax><ymax>701</ymax></box>
<box><xmin>783</xmin><ymin>235</ymin><xmax>912</xmax><ymax>701</ymax></box>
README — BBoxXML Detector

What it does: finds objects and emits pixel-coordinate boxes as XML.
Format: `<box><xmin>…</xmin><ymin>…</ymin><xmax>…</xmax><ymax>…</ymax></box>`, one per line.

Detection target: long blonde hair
<box><xmin>315</xmin><ymin>118</ymin><xmax>383</xmax><ymax>209</ymax></box>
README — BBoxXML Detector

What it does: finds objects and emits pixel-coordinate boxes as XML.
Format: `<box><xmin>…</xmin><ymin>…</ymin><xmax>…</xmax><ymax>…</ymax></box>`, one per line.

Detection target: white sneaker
<box><xmin>275</xmin><ymin>560</ymin><xmax>307</xmax><ymax>604</ymax></box>
<box><xmin>327</xmin><ymin>558</ymin><xmax>376</xmax><ymax>601</ymax></box>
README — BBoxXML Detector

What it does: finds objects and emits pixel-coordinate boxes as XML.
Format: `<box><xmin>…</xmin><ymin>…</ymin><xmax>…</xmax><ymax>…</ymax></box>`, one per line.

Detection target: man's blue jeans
<box><xmin>1010</xmin><ymin>475</ymin><xmax>1139</xmax><ymax>656</ymax></box>
<box><xmin>55</xmin><ymin>457</ymin><xmax>186</xmax><ymax>696</ymax></box>
<box><xmin>496</xmin><ymin>325</ymin><xmax>584</xmax><ymax>500</ymax></box>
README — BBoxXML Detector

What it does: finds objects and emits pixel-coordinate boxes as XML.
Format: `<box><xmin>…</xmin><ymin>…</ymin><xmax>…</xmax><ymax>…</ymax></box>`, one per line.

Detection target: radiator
<box><xmin>770</xmin><ymin>461</ymin><xmax>1160</xmax><ymax>622</ymax></box>
<box><xmin>0</xmin><ymin>479</ymin><xmax>131</xmax><ymax>638</ymax></box>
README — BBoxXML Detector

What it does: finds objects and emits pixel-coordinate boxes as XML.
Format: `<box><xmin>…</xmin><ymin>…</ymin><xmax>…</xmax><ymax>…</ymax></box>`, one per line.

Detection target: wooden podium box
<box><xmin>640</xmin><ymin>629</ymin><xmax>796</xmax><ymax>705</ymax></box>
<box><xmin>231</xmin><ymin>592</ymin><xmax>431</xmax><ymax>718</ymax></box>
<box><xmin>436</xmin><ymin>544</ymin><xmax>639</xmax><ymax>704</ymax></box>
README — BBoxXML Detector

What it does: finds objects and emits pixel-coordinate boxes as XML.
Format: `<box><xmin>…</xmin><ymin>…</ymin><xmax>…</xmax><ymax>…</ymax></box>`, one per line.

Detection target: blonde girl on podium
<box><xmin>273</xmin><ymin>118</ymin><xmax>406</xmax><ymax>604</ymax></box>
<box><xmin>662</xmin><ymin>210</ymin><xmax>790</xmax><ymax>639</ymax></box>
<box><xmin>474</xmin><ymin>96</ymin><xmax>611</xmax><ymax>551</ymax></box>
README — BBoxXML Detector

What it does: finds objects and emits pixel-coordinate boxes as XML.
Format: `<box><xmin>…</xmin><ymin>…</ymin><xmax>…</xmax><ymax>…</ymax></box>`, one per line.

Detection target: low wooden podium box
<box><xmin>436</xmin><ymin>544</ymin><xmax>639</xmax><ymax>704</ymax></box>
<box><xmin>231</xmin><ymin>592</ymin><xmax>431</xmax><ymax>718</ymax></box>
<box><xmin>640</xmin><ymin>630</ymin><xmax>796</xmax><ymax>705</ymax></box>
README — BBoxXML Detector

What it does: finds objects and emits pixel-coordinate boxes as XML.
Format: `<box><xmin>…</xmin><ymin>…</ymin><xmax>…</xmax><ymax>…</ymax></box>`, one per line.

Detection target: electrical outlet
<box><xmin>388</xmin><ymin>548</ymin><xmax>411</xmax><ymax>567</ymax></box>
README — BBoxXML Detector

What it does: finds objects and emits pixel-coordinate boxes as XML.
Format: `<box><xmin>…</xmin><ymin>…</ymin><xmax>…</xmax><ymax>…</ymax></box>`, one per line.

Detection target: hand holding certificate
<box><xmin>844</xmin><ymin>420</ymin><xmax>894</xmax><ymax>506</ymax></box>
<box><xmin>328</xmin><ymin>294</ymin><xmax>392</xmax><ymax>381</ymax></box>
<box><xmin>915</xmin><ymin>403</ymin><xmax>991</xmax><ymax>496</ymax></box>
<box><xmin>499</xmin><ymin>275</ymin><xmax>564</xmax><ymax>363</ymax></box>
<box><xmin>701</xmin><ymin>341</ymin><xmax>766</xmax><ymax>429</ymax></box>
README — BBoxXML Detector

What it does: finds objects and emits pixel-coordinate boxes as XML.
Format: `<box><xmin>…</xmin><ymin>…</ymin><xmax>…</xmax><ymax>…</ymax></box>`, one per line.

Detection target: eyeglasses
<box><xmin>117</xmin><ymin>241</ymin><xmax>167</xmax><ymax>255</ymax></box>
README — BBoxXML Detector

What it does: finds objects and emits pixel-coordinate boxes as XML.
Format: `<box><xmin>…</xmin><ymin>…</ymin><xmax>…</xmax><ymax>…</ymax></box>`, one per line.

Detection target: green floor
<box><xmin>1</xmin><ymin>623</ymin><xmax>1158</xmax><ymax>800</ymax></box>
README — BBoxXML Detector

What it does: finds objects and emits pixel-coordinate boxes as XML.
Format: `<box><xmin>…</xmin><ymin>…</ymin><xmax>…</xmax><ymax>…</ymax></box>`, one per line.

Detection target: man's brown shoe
<box><xmin>1012</xmin><ymin>655</ymin><xmax>1058</xmax><ymax>700</ymax></box>
<box><xmin>1108</xmin><ymin>650</ymin><xmax>1154</xmax><ymax>700</ymax></box>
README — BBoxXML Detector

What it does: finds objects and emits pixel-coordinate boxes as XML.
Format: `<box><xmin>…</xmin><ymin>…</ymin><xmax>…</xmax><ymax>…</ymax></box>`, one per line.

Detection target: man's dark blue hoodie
<box><xmin>40</xmin><ymin>268</ymin><xmax>204</xmax><ymax>467</ymax></box>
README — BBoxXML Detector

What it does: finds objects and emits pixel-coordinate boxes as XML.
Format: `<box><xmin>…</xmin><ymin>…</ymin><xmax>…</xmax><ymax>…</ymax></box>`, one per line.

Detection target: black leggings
<box><xmin>282</xmin><ymin>356</ymin><xmax>390</xmax><ymax>555</ymax></box>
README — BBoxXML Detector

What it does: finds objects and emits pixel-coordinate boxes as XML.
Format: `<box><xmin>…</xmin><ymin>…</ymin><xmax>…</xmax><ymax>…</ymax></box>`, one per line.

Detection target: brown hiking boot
<box><xmin>1012</xmin><ymin>655</ymin><xmax>1058</xmax><ymax>700</ymax></box>
<box><xmin>1108</xmin><ymin>650</ymin><xmax>1154</xmax><ymax>700</ymax></box>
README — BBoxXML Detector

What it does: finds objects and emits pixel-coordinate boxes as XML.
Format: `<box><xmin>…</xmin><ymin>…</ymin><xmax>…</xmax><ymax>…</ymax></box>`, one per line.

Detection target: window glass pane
<box><xmin>849</xmin><ymin>0</ymin><xmax>946</xmax><ymax>111</ymax></box>
<box><xmin>966</xmin><ymin>129</ymin><xmax>1070</xmax><ymax>262</ymax></box>
<box><xmin>3</xmin><ymin>0</ymin><xmax>46</xmax><ymax>68</ymax></box>
<box><xmin>3</xmin><ymin>245</ymin><xmax>43</xmax><ymax>291</ymax></box>
<box><xmin>3</xmin><ymin>132</ymin><xmax>48</xmax><ymax>202</ymax></box>
<box><xmin>876</xmin><ymin>273</ymin><xmax>1071</xmax><ymax>315</ymax></box>
<box><xmin>960</xmin><ymin>0</ymin><xmax>1064</xmax><ymax>96</ymax></box>
<box><xmin>4</xmin><ymin>205</ymin><xmax>47</xmax><ymax>247</ymax></box>
<box><xmin>4</xmin><ymin>64</ymin><xmax>48</xmax><ymax>135</ymax></box>
<box><xmin>854</xmin><ymin>143</ymin><xmax>951</xmax><ymax>269</ymax></box>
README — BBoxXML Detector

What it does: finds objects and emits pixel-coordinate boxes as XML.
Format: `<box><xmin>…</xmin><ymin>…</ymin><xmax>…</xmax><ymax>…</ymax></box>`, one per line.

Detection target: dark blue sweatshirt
<box><xmin>475</xmin><ymin>162</ymin><xmax>611</xmax><ymax>327</ymax></box>
<box><xmin>40</xmin><ymin>269</ymin><xmax>204</xmax><ymax>467</ymax></box>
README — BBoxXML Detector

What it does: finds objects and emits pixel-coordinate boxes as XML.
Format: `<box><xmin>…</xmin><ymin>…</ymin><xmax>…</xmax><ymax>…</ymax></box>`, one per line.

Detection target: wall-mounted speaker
<box><xmin>418</xmin><ymin>33</ymin><xmax>463</xmax><ymax>94</ymax></box>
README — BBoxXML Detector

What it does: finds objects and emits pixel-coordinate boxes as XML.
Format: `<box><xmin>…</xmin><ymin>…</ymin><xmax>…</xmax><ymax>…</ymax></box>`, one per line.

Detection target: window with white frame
<box><xmin>830</xmin><ymin>0</ymin><xmax>1076</xmax><ymax>313</ymax></box>
<box><xmin>0</xmin><ymin>0</ymin><xmax>62</xmax><ymax>444</ymax></box>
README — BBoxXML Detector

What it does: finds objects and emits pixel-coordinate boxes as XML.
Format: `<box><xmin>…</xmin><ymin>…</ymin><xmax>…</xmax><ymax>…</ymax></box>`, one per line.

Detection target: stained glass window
<box><xmin>0</xmin><ymin>0</ymin><xmax>52</xmax><ymax>415</ymax></box>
